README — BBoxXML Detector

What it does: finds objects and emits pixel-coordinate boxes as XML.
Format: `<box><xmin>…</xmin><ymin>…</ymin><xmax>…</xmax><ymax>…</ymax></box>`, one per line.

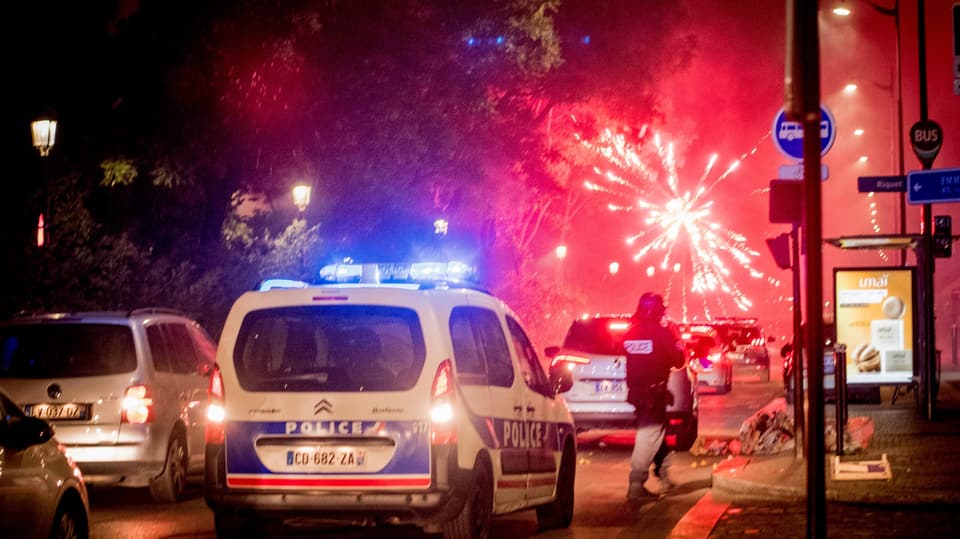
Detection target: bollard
<box><xmin>834</xmin><ymin>344</ymin><xmax>847</xmax><ymax>457</ymax></box>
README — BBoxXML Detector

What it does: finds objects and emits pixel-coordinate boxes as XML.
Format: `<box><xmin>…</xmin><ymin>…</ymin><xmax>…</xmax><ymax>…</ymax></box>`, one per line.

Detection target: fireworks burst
<box><xmin>578</xmin><ymin>128</ymin><xmax>780</xmax><ymax>321</ymax></box>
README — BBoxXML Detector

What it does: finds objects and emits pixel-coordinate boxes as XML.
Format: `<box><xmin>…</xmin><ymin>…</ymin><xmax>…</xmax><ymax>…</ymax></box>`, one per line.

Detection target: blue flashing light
<box><xmin>467</xmin><ymin>37</ymin><xmax>476</xmax><ymax>46</ymax></box>
<box><xmin>496</xmin><ymin>35</ymin><xmax>504</xmax><ymax>45</ymax></box>
<box><xmin>318</xmin><ymin>261</ymin><xmax>476</xmax><ymax>284</ymax></box>
<box><xmin>258</xmin><ymin>278</ymin><xmax>309</xmax><ymax>291</ymax></box>
<box><xmin>319</xmin><ymin>264</ymin><xmax>363</xmax><ymax>282</ymax></box>
<box><xmin>582</xmin><ymin>35</ymin><xmax>591</xmax><ymax>45</ymax></box>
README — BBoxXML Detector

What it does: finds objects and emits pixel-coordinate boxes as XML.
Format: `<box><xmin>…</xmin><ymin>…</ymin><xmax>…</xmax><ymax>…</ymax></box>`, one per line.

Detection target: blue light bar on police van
<box><xmin>258</xmin><ymin>278</ymin><xmax>310</xmax><ymax>291</ymax></box>
<box><xmin>318</xmin><ymin>263</ymin><xmax>364</xmax><ymax>282</ymax></box>
<box><xmin>318</xmin><ymin>261</ymin><xmax>476</xmax><ymax>284</ymax></box>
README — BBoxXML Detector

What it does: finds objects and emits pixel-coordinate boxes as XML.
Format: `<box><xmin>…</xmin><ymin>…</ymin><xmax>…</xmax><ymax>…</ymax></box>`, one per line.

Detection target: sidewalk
<box><xmin>710</xmin><ymin>371</ymin><xmax>960</xmax><ymax>504</ymax></box>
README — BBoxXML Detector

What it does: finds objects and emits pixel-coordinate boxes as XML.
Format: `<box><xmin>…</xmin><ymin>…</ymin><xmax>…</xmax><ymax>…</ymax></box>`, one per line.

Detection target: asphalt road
<box><xmin>87</xmin><ymin>361</ymin><xmax>784</xmax><ymax>538</ymax></box>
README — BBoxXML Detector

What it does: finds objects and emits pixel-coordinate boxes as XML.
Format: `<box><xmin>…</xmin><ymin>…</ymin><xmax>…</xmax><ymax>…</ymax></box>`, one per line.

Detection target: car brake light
<box><xmin>121</xmin><ymin>385</ymin><xmax>154</xmax><ymax>424</ymax></box>
<box><xmin>205</xmin><ymin>366</ymin><xmax>225</xmax><ymax>444</ymax></box>
<box><xmin>430</xmin><ymin>359</ymin><xmax>456</xmax><ymax>445</ymax></box>
<box><xmin>669</xmin><ymin>418</ymin><xmax>684</xmax><ymax>426</ymax></box>
<box><xmin>608</xmin><ymin>321</ymin><xmax>630</xmax><ymax>331</ymax></box>
<box><xmin>550</xmin><ymin>353</ymin><xmax>590</xmax><ymax>370</ymax></box>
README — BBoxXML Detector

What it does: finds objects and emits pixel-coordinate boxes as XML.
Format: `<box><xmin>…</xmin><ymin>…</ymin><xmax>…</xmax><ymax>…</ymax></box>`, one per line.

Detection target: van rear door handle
<box><xmin>513</xmin><ymin>404</ymin><xmax>523</xmax><ymax>414</ymax></box>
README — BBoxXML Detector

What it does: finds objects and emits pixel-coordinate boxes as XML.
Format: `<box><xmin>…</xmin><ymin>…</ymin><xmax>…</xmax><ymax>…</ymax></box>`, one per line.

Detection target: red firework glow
<box><xmin>578</xmin><ymin>128</ymin><xmax>783</xmax><ymax>322</ymax></box>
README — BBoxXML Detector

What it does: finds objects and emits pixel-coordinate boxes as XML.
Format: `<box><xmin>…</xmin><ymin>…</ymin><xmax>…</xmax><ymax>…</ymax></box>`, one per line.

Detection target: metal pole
<box><xmin>788</xmin><ymin>0</ymin><xmax>826</xmax><ymax>535</ymax></box>
<box><xmin>791</xmin><ymin>223</ymin><xmax>805</xmax><ymax>460</ymax></box>
<box><xmin>917</xmin><ymin>0</ymin><xmax>936</xmax><ymax>421</ymax></box>
<box><xmin>894</xmin><ymin>1</ymin><xmax>907</xmax><ymax>264</ymax></box>
<box><xmin>835</xmin><ymin>344</ymin><xmax>847</xmax><ymax>457</ymax></box>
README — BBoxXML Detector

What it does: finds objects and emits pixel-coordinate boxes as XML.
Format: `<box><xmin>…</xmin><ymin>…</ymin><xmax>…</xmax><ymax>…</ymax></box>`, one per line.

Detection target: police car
<box><xmin>204</xmin><ymin>262</ymin><xmax>577</xmax><ymax>538</ymax></box>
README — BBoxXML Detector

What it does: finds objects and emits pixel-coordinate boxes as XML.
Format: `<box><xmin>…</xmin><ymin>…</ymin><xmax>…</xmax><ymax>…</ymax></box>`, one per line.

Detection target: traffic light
<box><xmin>769</xmin><ymin>180</ymin><xmax>803</xmax><ymax>224</ymax></box>
<box><xmin>766</xmin><ymin>233</ymin><xmax>792</xmax><ymax>269</ymax></box>
<box><xmin>934</xmin><ymin>215</ymin><xmax>952</xmax><ymax>258</ymax></box>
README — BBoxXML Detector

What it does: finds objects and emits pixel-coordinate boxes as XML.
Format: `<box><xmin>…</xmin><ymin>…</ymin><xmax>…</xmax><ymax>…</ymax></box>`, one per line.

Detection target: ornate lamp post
<box><xmin>291</xmin><ymin>183</ymin><xmax>312</xmax><ymax>274</ymax></box>
<box><xmin>292</xmin><ymin>183</ymin><xmax>312</xmax><ymax>214</ymax></box>
<box><xmin>32</xmin><ymin>117</ymin><xmax>57</xmax><ymax>247</ymax></box>
<box><xmin>555</xmin><ymin>244</ymin><xmax>568</xmax><ymax>290</ymax></box>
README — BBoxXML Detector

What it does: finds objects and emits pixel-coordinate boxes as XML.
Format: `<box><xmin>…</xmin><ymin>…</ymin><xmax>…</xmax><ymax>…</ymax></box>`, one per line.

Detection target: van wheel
<box><xmin>536</xmin><ymin>444</ymin><xmax>575</xmax><ymax>530</ymax></box>
<box><xmin>443</xmin><ymin>460</ymin><xmax>492</xmax><ymax>539</ymax></box>
<box><xmin>149</xmin><ymin>436</ymin><xmax>187</xmax><ymax>503</ymax></box>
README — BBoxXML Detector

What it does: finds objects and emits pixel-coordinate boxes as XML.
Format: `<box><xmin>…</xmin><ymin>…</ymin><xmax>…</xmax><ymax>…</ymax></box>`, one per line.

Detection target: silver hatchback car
<box><xmin>546</xmin><ymin>314</ymin><xmax>698</xmax><ymax>451</ymax></box>
<box><xmin>0</xmin><ymin>309</ymin><xmax>216</xmax><ymax>502</ymax></box>
<box><xmin>0</xmin><ymin>386</ymin><xmax>89</xmax><ymax>539</ymax></box>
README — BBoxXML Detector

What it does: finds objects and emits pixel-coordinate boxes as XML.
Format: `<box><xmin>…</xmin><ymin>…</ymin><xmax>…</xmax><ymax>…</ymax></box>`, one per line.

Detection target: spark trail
<box><xmin>578</xmin><ymin>128</ymin><xmax>779</xmax><ymax>321</ymax></box>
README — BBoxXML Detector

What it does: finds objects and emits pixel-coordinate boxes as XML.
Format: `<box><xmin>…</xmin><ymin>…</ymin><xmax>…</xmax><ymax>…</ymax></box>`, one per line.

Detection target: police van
<box><xmin>204</xmin><ymin>262</ymin><xmax>577</xmax><ymax>538</ymax></box>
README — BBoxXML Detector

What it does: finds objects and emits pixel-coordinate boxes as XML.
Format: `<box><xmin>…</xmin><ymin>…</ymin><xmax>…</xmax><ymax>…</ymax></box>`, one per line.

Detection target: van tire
<box><xmin>443</xmin><ymin>460</ymin><xmax>492</xmax><ymax>539</ymax></box>
<box><xmin>536</xmin><ymin>443</ymin><xmax>575</xmax><ymax>530</ymax></box>
<box><xmin>149</xmin><ymin>435</ymin><xmax>187</xmax><ymax>503</ymax></box>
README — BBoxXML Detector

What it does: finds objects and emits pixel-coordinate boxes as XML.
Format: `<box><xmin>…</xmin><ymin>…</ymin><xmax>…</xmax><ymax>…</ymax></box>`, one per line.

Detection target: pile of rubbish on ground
<box><xmin>689</xmin><ymin>398</ymin><xmax>874</xmax><ymax>456</ymax></box>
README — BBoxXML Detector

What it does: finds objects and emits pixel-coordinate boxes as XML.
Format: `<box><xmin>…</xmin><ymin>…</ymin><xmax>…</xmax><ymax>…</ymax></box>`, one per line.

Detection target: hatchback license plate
<box><xmin>25</xmin><ymin>403</ymin><xmax>90</xmax><ymax>421</ymax></box>
<box><xmin>285</xmin><ymin>449</ymin><xmax>365</xmax><ymax>469</ymax></box>
<box><xmin>594</xmin><ymin>380</ymin><xmax>625</xmax><ymax>394</ymax></box>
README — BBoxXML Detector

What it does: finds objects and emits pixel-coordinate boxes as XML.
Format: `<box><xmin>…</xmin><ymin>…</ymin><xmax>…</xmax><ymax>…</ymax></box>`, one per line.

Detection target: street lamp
<box><xmin>291</xmin><ymin>183</ymin><xmax>312</xmax><ymax>214</ymax></box>
<box><xmin>291</xmin><ymin>183</ymin><xmax>312</xmax><ymax>275</ymax></box>
<box><xmin>32</xmin><ymin>117</ymin><xmax>57</xmax><ymax>247</ymax></box>
<box><xmin>832</xmin><ymin>0</ymin><xmax>906</xmax><ymax>264</ymax></box>
<box><xmin>555</xmin><ymin>244</ymin><xmax>568</xmax><ymax>290</ymax></box>
<box><xmin>31</xmin><ymin>118</ymin><xmax>57</xmax><ymax>157</ymax></box>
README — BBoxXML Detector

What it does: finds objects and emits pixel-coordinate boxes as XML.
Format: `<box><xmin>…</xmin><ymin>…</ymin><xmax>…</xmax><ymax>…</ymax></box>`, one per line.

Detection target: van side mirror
<box><xmin>549</xmin><ymin>363</ymin><xmax>574</xmax><ymax>394</ymax></box>
<box><xmin>544</xmin><ymin>345</ymin><xmax>560</xmax><ymax>359</ymax></box>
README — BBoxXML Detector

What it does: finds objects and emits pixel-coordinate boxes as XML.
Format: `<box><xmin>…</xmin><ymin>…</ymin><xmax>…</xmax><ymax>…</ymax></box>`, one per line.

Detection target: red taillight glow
<box><xmin>121</xmin><ymin>385</ymin><xmax>153</xmax><ymax>424</ymax></box>
<box><xmin>205</xmin><ymin>366</ymin><xmax>225</xmax><ymax>444</ymax></box>
<box><xmin>669</xmin><ymin>418</ymin><xmax>684</xmax><ymax>426</ymax></box>
<box><xmin>430</xmin><ymin>359</ymin><xmax>456</xmax><ymax>445</ymax></box>
<box><xmin>608</xmin><ymin>321</ymin><xmax>630</xmax><ymax>331</ymax></box>
<box><xmin>550</xmin><ymin>353</ymin><xmax>590</xmax><ymax>369</ymax></box>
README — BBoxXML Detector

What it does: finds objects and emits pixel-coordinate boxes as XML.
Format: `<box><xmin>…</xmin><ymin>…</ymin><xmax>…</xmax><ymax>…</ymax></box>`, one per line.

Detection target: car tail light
<box><xmin>205</xmin><ymin>366</ymin><xmax>225</xmax><ymax>444</ymax></box>
<box><xmin>550</xmin><ymin>353</ymin><xmax>590</xmax><ymax>371</ymax></box>
<box><xmin>668</xmin><ymin>417</ymin><xmax>684</xmax><ymax>426</ymax></box>
<box><xmin>121</xmin><ymin>385</ymin><xmax>154</xmax><ymax>424</ymax></box>
<box><xmin>430</xmin><ymin>359</ymin><xmax>457</xmax><ymax>445</ymax></box>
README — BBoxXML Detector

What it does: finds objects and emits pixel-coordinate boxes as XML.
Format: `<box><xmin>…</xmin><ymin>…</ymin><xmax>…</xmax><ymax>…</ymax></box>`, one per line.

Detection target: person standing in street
<box><xmin>622</xmin><ymin>292</ymin><xmax>686</xmax><ymax>501</ymax></box>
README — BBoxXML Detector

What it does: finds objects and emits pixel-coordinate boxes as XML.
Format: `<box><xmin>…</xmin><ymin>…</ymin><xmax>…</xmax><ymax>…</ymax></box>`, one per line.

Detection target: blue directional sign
<box><xmin>858</xmin><ymin>175</ymin><xmax>905</xmax><ymax>193</ymax></box>
<box><xmin>907</xmin><ymin>168</ymin><xmax>960</xmax><ymax>204</ymax></box>
<box><xmin>772</xmin><ymin>105</ymin><xmax>837</xmax><ymax>161</ymax></box>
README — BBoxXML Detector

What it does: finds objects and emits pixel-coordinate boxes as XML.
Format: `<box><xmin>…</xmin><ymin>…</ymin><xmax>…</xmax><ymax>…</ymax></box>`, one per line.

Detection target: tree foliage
<box><xmin>4</xmin><ymin>0</ymin><xmax>696</xmax><ymax>338</ymax></box>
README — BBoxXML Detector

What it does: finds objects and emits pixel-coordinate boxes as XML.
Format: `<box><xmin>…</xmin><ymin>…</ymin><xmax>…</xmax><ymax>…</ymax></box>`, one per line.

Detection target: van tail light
<box><xmin>205</xmin><ymin>366</ymin><xmax>225</xmax><ymax>444</ymax></box>
<box><xmin>121</xmin><ymin>385</ymin><xmax>154</xmax><ymax>424</ymax></box>
<box><xmin>430</xmin><ymin>359</ymin><xmax>457</xmax><ymax>446</ymax></box>
<box><xmin>550</xmin><ymin>353</ymin><xmax>590</xmax><ymax>371</ymax></box>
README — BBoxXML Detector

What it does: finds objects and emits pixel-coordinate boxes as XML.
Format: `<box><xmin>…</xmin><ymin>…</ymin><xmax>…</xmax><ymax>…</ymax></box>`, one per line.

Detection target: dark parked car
<box><xmin>710</xmin><ymin>318</ymin><xmax>771</xmax><ymax>382</ymax></box>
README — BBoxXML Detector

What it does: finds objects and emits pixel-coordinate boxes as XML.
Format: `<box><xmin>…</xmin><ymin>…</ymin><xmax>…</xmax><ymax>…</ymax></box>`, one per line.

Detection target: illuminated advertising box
<box><xmin>834</xmin><ymin>267</ymin><xmax>916</xmax><ymax>385</ymax></box>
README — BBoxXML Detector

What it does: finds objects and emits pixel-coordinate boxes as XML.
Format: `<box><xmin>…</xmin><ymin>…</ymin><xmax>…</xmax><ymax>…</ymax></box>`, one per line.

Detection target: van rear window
<box><xmin>233</xmin><ymin>305</ymin><xmax>426</xmax><ymax>392</ymax></box>
<box><xmin>0</xmin><ymin>324</ymin><xmax>137</xmax><ymax>378</ymax></box>
<box><xmin>561</xmin><ymin>318</ymin><xmax>631</xmax><ymax>356</ymax></box>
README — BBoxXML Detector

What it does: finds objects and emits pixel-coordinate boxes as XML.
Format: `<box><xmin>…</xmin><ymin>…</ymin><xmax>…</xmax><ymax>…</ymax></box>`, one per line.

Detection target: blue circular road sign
<box><xmin>772</xmin><ymin>105</ymin><xmax>836</xmax><ymax>161</ymax></box>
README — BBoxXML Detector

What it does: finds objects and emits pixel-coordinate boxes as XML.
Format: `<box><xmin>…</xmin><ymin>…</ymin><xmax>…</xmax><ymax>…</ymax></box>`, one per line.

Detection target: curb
<box><xmin>711</xmin><ymin>454</ymin><xmax>960</xmax><ymax>505</ymax></box>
